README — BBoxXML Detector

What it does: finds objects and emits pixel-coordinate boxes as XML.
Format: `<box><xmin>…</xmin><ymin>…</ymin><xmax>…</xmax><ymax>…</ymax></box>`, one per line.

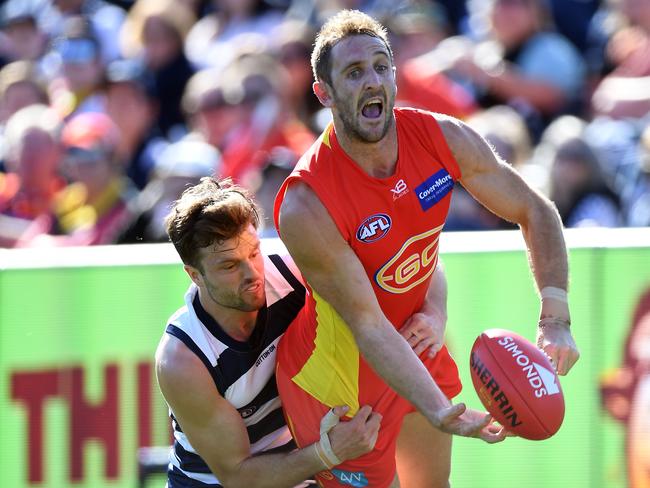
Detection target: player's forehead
<box><xmin>330</xmin><ymin>34</ymin><xmax>390</xmax><ymax>70</ymax></box>
<box><xmin>201</xmin><ymin>224</ymin><xmax>260</xmax><ymax>262</ymax></box>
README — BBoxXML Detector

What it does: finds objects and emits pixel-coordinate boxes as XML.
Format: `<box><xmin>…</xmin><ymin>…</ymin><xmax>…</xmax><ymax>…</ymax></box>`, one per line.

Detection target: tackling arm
<box><xmin>155</xmin><ymin>334</ymin><xmax>380</xmax><ymax>488</ymax></box>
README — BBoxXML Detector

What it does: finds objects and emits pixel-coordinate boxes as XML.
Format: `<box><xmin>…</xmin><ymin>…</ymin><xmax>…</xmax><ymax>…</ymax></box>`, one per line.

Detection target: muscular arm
<box><xmin>155</xmin><ymin>335</ymin><xmax>379</xmax><ymax>488</ymax></box>
<box><xmin>442</xmin><ymin>116</ymin><xmax>567</xmax><ymax>289</ymax></box>
<box><xmin>278</xmin><ymin>183</ymin><xmax>504</xmax><ymax>441</ymax></box>
<box><xmin>438</xmin><ymin>115</ymin><xmax>579</xmax><ymax>373</ymax></box>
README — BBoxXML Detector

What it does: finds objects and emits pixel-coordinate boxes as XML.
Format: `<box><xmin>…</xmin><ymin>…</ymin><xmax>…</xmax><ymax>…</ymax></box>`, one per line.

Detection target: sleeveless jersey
<box><xmin>164</xmin><ymin>254</ymin><xmax>305</xmax><ymax>487</ymax></box>
<box><xmin>273</xmin><ymin>107</ymin><xmax>462</xmax><ymax>415</ymax></box>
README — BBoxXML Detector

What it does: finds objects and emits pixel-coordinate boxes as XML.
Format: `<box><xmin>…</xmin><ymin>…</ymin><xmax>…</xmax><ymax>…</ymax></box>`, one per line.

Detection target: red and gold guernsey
<box><xmin>273</xmin><ymin>107</ymin><xmax>462</xmax><ymax>425</ymax></box>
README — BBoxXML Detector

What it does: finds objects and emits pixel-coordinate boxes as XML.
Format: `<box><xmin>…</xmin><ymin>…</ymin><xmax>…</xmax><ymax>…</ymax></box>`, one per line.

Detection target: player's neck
<box><xmin>217</xmin><ymin>313</ymin><xmax>258</xmax><ymax>342</ymax></box>
<box><xmin>199</xmin><ymin>294</ymin><xmax>259</xmax><ymax>342</ymax></box>
<box><xmin>334</xmin><ymin>121</ymin><xmax>399</xmax><ymax>179</ymax></box>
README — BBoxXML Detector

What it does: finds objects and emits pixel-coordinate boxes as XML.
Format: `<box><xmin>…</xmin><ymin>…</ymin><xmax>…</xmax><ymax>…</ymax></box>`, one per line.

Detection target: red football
<box><xmin>469</xmin><ymin>328</ymin><xmax>565</xmax><ymax>440</ymax></box>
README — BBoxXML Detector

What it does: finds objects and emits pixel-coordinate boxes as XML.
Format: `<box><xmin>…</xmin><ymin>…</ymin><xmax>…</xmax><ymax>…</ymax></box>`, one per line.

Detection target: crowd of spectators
<box><xmin>0</xmin><ymin>0</ymin><xmax>648</xmax><ymax>247</ymax></box>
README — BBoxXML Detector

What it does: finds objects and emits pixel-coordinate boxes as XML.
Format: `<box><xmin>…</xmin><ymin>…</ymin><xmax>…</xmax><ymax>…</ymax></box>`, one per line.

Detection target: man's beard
<box><xmin>334</xmin><ymin>93</ymin><xmax>393</xmax><ymax>143</ymax></box>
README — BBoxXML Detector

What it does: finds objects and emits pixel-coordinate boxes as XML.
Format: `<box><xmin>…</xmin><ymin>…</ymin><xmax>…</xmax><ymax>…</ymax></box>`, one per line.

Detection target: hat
<box><xmin>155</xmin><ymin>139</ymin><xmax>221</xmax><ymax>178</ymax></box>
<box><xmin>61</xmin><ymin>112</ymin><xmax>120</xmax><ymax>151</ymax></box>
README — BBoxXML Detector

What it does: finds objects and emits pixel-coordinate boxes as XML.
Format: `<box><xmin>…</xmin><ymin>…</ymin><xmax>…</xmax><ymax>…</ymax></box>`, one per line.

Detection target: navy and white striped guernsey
<box><xmin>164</xmin><ymin>254</ymin><xmax>306</xmax><ymax>487</ymax></box>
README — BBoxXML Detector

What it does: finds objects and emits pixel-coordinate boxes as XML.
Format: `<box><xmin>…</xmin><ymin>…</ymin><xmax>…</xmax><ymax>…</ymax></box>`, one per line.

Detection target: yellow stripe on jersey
<box><xmin>291</xmin><ymin>290</ymin><xmax>360</xmax><ymax>415</ymax></box>
<box><xmin>321</xmin><ymin>123</ymin><xmax>333</xmax><ymax>148</ymax></box>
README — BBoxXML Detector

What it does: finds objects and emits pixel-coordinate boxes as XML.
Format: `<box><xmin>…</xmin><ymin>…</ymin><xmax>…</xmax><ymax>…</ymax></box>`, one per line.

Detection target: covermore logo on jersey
<box><xmin>356</xmin><ymin>213</ymin><xmax>392</xmax><ymax>243</ymax></box>
<box><xmin>374</xmin><ymin>224</ymin><xmax>444</xmax><ymax>294</ymax></box>
<box><xmin>415</xmin><ymin>169</ymin><xmax>454</xmax><ymax>211</ymax></box>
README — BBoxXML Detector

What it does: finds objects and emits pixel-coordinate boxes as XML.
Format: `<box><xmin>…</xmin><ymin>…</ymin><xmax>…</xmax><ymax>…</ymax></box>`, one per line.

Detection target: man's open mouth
<box><xmin>361</xmin><ymin>98</ymin><xmax>383</xmax><ymax>119</ymax></box>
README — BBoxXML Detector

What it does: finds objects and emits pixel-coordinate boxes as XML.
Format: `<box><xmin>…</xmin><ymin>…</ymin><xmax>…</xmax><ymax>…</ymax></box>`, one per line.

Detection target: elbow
<box><xmin>521</xmin><ymin>194</ymin><xmax>563</xmax><ymax>234</ymax></box>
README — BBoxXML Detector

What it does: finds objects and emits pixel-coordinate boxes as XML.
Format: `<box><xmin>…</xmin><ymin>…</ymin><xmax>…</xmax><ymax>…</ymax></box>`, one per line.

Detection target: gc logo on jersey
<box><xmin>374</xmin><ymin>225</ymin><xmax>443</xmax><ymax>293</ymax></box>
<box><xmin>356</xmin><ymin>213</ymin><xmax>392</xmax><ymax>243</ymax></box>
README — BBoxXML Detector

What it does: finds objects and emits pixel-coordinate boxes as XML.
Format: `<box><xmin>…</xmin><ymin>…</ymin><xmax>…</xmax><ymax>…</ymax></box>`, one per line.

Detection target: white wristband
<box><xmin>540</xmin><ymin>286</ymin><xmax>567</xmax><ymax>303</ymax></box>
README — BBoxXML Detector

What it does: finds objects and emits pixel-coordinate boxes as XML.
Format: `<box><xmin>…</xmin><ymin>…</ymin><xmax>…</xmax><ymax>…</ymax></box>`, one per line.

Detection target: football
<box><xmin>469</xmin><ymin>328</ymin><xmax>565</xmax><ymax>440</ymax></box>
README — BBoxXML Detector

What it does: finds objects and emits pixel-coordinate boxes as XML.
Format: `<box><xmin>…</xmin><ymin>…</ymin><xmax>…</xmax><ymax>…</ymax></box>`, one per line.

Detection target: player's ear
<box><xmin>184</xmin><ymin>264</ymin><xmax>204</xmax><ymax>288</ymax></box>
<box><xmin>313</xmin><ymin>81</ymin><xmax>333</xmax><ymax>108</ymax></box>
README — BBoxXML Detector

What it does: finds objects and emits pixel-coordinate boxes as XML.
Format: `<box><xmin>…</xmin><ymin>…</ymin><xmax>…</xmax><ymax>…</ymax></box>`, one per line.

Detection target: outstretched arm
<box><xmin>438</xmin><ymin>114</ymin><xmax>580</xmax><ymax>375</ymax></box>
<box><xmin>278</xmin><ymin>182</ymin><xmax>506</xmax><ymax>443</ymax></box>
<box><xmin>155</xmin><ymin>334</ymin><xmax>381</xmax><ymax>488</ymax></box>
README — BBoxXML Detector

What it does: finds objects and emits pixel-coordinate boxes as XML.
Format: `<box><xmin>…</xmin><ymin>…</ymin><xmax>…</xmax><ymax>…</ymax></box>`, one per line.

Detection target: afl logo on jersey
<box><xmin>375</xmin><ymin>224</ymin><xmax>444</xmax><ymax>293</ymax></box>
<box><xmin>356</xmin><ymin>213</ymin><xmax>392</xmax><ymax>243</ymax></box>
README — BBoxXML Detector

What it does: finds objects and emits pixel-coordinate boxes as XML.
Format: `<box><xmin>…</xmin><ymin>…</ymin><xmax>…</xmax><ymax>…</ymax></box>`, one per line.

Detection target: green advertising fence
<box><xmin>1</xmin><ymin>229</ymin><xmax>649</xmax><ymax>488</ymax></box>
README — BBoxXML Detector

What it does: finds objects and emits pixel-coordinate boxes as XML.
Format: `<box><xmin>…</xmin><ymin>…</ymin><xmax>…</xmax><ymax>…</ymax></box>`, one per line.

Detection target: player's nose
<box><xmin>242</xmin><ymin>259</ymin><xmax>263</xmax><ymax>281</ymax></box>
<box><xmin>363</xmin><ymin>69</ymin><xmax>381</xmax><ymax>89</ymax></box>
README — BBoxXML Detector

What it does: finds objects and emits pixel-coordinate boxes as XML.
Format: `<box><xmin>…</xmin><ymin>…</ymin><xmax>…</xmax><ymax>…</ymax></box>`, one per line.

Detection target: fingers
<box><xmin>331</xmin><ymin>405</ymin><xmax>350</xmax><ymax>418</ymax></box>
<box><xmin>481</xmin><ymin>426</ymin><xmax>507</xmax><ymax>444</ymax></box>
<box><xmin>399</xmin><ymin>316</ymin><xmax>416</xmax><ymax>339</ymax></box>
<box><xmin>475</xmin><ymin>415</ymin><xmax>508</xmax><ymax>444</ymax></box>
<box><xmin>320</xmin><ymin>407</ymin><xmax>343</xmax><ymax>434</ymax></box>
<box><xmin>345</xmin><ymin>405</ymin><xmax>373</xmax><ymax>429</ymax></box>
<box><xmin>413</xmin><ymin>336</ymin><xmax>441</xmax><ymax>357</ymax></box>
<box><xmin>427</xmin><ymin>341</ymin><xmax>443</xmax><ymax>358</ymax></box>
<box><xmin>351</xmin><ymin>406</ymin><xmax>382</xmax><ymax>437</ymax></box>
<box><xmin>438</xmin><ymin>403</ymin><xmax>467</xmax><ymax>425</ymax></box>
<box><xmin>554</xmin><ymin>347</ymin><xmax>580</xmax><ymax>375</ymax></box>
<box><xmin>543</xmin><ymin>344</ymin><xmax>580</xmax><ymax>376</ymax></box>
<box><xmin>537</xmin><ymin>322</ymin><xmax>579</xmax><ymax>376</ymax></box>
<box><xmin>365</xmin><ymin>411</ymin><xmax>383</xmax><ymax>443</ymax></box>
<box><xmin>402</xmin><ymin>324</ymin><xmax>443</xmax><ymax>357</ymax></box>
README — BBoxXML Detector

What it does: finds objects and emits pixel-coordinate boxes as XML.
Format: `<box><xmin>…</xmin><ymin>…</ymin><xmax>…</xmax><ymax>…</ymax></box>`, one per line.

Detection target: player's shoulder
<box><xmin>278</xmin><ymin>179</ymin><xmax>327</xmax><ymax>226</ymax></box>
<box><xmin>395</xmin><ymin>106</ymin><xmax>460</xmax><ymax>127</ymax></box>
<box><xmin>296</xmin><ymin>124</ymin><xmax>333</xmax><ymax>162</ymax></box>
<box><xmin>155</xmin><ymin>332</ymin><xmax>221</xmax><ymax>413</ymax></box>
<box><xmin>155</xmin><ymin>331</ymin><xmax>203</xmax><ymax>387</ymax></box>
<box><xmin>395</xmin><ymin>107</ymin><xmax>467</xmax><ymax>142</ymax></box>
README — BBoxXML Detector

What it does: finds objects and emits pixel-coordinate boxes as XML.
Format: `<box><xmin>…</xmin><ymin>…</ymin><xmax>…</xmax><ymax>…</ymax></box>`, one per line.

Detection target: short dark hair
<box><xmin>311</xmin><ymin>9</ymin><xmax>393</xmax><ymax>86</ymax></box>
<box><xmin>165</xmin><ymin>177</ymin><xmax>260</xmax><ymax>269</ymax></box>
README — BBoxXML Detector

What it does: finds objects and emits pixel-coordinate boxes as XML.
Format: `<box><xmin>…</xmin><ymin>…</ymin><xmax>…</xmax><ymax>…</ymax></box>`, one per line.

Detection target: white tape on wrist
<box><xmin>316</xmin><ymin>408</ymin><xmax>342</xmax><ymax>469</ymax></box>
<box><xmin>318</xmin><ymin>431</ymin><xmax>342</xmax><ymax>468</ymax></box>
<box><xmin>540</xmin><ymin>286</ymin><xmax>568</xmax><ymax>303</ymax></box>
<box><xmin>313</xmin><ymin>442</ymin><xmax>332</xmax><ymax>470</ymax></box>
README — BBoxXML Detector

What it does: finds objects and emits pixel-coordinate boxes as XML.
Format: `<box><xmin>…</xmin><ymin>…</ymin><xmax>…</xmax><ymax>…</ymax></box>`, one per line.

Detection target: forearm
<box><xmin>519</xmin><ymin>197</ymin><xmax>571</xmax><ymax>323</ymax></box>
<box><xmin>420</xmin><ymin>261</ymin><xmax>448</xmax><ymax>318</ymax></box>
<box><xmin>354</xmin><ymin>319</ymin><xmax>451</xmax><ymax>424</ymax></box>
<box><xmin>223</xmin><ymin>443</ymin><xmax>325</xmax><ymax>488</ymax></box>
<box><xmin>520</xmin><ymin>197</ymin><xmax>568</xmax><ymax>291</ymax></box>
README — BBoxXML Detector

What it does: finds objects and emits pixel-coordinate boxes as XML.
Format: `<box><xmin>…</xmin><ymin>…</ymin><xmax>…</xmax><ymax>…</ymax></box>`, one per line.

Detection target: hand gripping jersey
<box><xmin>273</xmin><ymin>108</ymin><xmax>463</xmax><ymax>486</ymax></box>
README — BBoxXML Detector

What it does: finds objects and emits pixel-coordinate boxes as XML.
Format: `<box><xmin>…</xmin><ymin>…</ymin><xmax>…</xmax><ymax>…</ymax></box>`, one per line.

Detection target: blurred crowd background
<box><xmin>0</xmin><ymin>0</ymin><xmax>648</xmax><ymax>248</ymax></box>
